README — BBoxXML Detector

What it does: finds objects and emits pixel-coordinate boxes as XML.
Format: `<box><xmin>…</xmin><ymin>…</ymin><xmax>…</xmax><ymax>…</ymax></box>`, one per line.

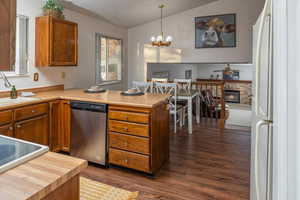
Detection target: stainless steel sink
<box><xmin>0</xmin><ymin>97</ymin><xmax>41</xmax><ymax>106</ymax></box>
<box><xmin>0</xmin><ymin>136</ymin><xmax>49</xmax><ymax>174</ymax></box>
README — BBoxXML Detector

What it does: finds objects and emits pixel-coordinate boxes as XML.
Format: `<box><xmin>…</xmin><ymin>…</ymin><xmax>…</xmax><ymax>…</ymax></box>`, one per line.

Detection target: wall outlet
<box><xmin>61</xmin><ymin>72</ymin><xmax>66</xmax><ymax>79</ymax></box>
<box><xmin>33</xmin><ymin>73</ymin><xmax>39</xmax><ymax>81</ymax></box>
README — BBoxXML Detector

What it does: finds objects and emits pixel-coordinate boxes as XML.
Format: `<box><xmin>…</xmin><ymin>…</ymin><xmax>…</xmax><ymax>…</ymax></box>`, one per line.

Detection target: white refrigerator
<box><xmin>250</xmin><ymin>0</ymin><xmax>273</xmax><ymax>199</ymax></box>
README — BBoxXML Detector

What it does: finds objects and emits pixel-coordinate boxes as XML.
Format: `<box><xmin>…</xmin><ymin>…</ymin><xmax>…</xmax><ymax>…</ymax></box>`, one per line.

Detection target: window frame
<box><xmin>95</xmin><ymin>33</ymin><xmax>123</xmax><ymax>85</ymax></box>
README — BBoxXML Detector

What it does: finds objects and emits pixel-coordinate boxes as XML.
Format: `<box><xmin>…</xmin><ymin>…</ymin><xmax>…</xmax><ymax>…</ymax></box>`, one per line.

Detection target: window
<box><xmin>15</xmin><ymin>15</ymin><xmax>29</xmax><ymax>75</ymax></box>
<box><xmin>96</xmin><ymin>34</ymin><xmax>122</xmax><ymax>84</ymax></box>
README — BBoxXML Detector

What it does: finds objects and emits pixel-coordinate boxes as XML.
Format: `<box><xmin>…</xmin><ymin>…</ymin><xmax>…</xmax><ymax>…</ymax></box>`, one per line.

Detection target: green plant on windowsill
<box><xmin>43</xmin><ymin>0</ymin><xmax>65</xmax><ymax>19</ymax></box>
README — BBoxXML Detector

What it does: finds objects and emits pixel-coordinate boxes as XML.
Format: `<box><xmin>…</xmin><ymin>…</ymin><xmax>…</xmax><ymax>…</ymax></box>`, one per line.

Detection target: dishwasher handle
<box><xmin>71</xmin><ymin>101</ymin><xmax>108</xmax><ymax>113</ymax></box>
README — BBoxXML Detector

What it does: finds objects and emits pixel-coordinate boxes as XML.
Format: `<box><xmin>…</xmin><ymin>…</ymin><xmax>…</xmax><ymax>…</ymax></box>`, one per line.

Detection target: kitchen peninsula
<box><xmin>0</xmin><ymin>85</ymin><xmax>170</xmax><ymax>174</ymax></box>
<box><xmin>0</xmin><ymin>152</ymin><xmax>87</xmax><ymax>200</ymax></box>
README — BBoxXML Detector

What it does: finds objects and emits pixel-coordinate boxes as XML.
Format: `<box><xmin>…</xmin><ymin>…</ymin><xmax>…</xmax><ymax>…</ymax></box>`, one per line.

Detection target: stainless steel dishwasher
<box><xmin>70</xmin><ymin>101</ymin><xmax>108</xmax><ymax>166</ymax></box>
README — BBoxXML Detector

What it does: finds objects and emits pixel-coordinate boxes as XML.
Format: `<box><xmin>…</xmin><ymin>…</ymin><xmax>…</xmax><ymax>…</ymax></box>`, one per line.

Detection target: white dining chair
<box><xmin>132</xmin><ymin>81</ymin><xmax>153</xmax><ymax>93</ymax></box>
<box><xmin>151</xmin><ymin>78</ymin><xmax>168</xmax><ymax>83</ymax></box>
<box><xmin>174</xmin><ymin>79</ymin><xmax>192</xmax><ymax>126</ymax></box>
<box><xmin>174</xmin><ymin>79</ymin><xmax>192</xmax><ymax>92</ymax></box>
<box><xmin>154</xmin><ymin>82</ymin><xmax>184</xmax><ymax>133</ymax></box>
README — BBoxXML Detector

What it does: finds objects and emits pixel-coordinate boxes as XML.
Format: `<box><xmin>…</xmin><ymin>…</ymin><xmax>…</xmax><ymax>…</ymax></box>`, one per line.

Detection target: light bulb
<box><xmin>150</xmin><ymin>36</ymin><xmax>156</xmax><ymax>42</ymax></box>
<box><xmin>156</xmin><ymin>35</ymin><xmax>163</xmax><ymax>42</ymax></box>
<box><xmin>166</xmin><ymin>36</ymin><xmax>173</xmax><ymax>42</ymax></box>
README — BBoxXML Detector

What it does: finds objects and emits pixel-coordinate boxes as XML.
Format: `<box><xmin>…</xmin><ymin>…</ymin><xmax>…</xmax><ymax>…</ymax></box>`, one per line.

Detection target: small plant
<box><xmin>43</xmin><ymin>0</ymin><xmax>64</xmax><ymax>18</ymax></box>
<box><xmin>43</xmin><ymin>0</ymin><xmax>64</xmax><ymax>12</ymax></box>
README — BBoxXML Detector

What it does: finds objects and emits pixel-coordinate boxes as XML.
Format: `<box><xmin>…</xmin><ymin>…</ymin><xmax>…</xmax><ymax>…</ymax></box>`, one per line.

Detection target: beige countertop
<box><xmin>0</xmin><ymin>152</ymin><xmax>87</xmax><ymax>200</ymax></box>
<box><xmin>0</xmin><ymin>89</ymin><xmax>170</xmax><ymax>111</ymax></box>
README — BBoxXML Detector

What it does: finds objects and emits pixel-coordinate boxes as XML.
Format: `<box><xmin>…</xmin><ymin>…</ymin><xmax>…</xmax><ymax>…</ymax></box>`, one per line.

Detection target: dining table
<box><xmin>177</xmin><ymin>89</ymin><xmax>201</xmax><ymax>134</ymax></box>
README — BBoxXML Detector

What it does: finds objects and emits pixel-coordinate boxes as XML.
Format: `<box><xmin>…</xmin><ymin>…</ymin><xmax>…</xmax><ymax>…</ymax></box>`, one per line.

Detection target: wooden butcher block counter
<box><xmin>0</xmin><ymin>88</ymin><xmax>170</xmax><ymax>111</ymax></box>
<box><xmin>0</xmin><ymin>86</ymin><xmax>170</xmax><ymax>175</ymax></box>
<box><xmin>0</xmin><ymin>152</ymin><xmax>87</xmax><ymax>200</ymax></box>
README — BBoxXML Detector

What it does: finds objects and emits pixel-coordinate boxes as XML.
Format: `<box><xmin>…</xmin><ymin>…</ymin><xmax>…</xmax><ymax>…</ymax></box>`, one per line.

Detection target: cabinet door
<box><xmin>0</xmin><ymin>124</ymin><xmax>14</xmax><ymax>137</ymax></box>
<box><xmin>0</xmin><ymin>110</ymin><xmax>13</xmax><ymax>126</ymax></box>
<box><xmin>61</xmin><ymin>100</ymin><xmax>71</xmax><ymax>152</ymax></box>
<box><xmin>15</xmin><ymin>115</ymin><xmax>49</xmax><ymax>145</ymax></box>
<box><xmin>49</xmin><ymin>101</ymin><xmax>62</xmax><ymax>152</ymax></box>
<box><xmin>0</xmin><ymin>0</ymin><xmax>16</xmax><ymax>71</ymax></box>
<box><xmin>50</xmin><ymin>18</ymin><xmax>78</xmax><ymax>66</ymax></box>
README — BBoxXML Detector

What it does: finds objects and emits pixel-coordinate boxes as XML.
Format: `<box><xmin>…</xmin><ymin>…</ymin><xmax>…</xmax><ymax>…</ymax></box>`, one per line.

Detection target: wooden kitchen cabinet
<box><xmin>15</xmin><ymin>115</ymin><xmax>49</xmax><ymax>146</ymax></box>
<box><xmin>35</xmin><ymin>16</ymin><xmax>78</xmax><ymax>67</ymax></box>
<box><xmin>14</xmin><ymin>103</ymin><xmax>49</xmax><ymax>121</ymax></box>
<box><xmin>61</xmin><ymin>100</ymin><xmax>71</xmax><ymax>152</ymax></box>
<box><xmin>0</xmin><ymin>124</ymin><xmax>14</xmax><ymax>137</ymax></box>
<box><xmin>0</xmin><ymin>110</ymin><xmax>13</xmax><ymax>126</ymax></box>
<box><xmin>49</xmin><ymin>101</ymin><xmax>62</xmax><ymax>152</ymax></box>
<box><xmin>0</xmin><ymin>0</ymin><xmax>16</xmax><ymax>71</ymax></box>
<box><xmin>108</xmin><ymin>103</ymin><xmax>169</xmax><ymax>174</ymax></box>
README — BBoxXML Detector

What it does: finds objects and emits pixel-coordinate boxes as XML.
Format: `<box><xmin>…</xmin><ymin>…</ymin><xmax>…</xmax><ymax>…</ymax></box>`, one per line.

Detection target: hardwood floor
<box><xmin>81</xmin><ymin>121</ymin><xmax>251</xmax><ymax>200</ymax></box>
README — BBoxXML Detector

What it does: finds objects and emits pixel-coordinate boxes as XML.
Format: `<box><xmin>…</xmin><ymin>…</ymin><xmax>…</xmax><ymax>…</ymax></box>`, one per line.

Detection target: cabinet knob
<box><xmin>124</xmin><ymin>159</ymin><xmax>128</xmax><ymax>163</ymax></box>
<box><xmin>124</xmin><ymin>127</ymin><xmax>128</xmax><ymax>131</ymax></box>
<box><xmin>124</xmin><ymin>141</ymin><xmax>128</xmax><ymax>146</ymax></box>
<box><xmin>9</xmin><ymin>127</ymin><xmax>13</xmax><ymax>131</ymax></box>
<box><xmin>31</xmin><ymin>110</ymin><xmax>36</xmax><ymax>113</ymax></box>
<box><xmin>17</xmin><ymin>125</ymin><xmax>21</xmax><ymax>128</ymax></box>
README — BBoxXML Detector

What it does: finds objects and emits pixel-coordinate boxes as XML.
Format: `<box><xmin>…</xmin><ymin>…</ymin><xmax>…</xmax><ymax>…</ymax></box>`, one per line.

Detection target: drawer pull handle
<box><xmin>31</xmin><ymin>110</ymin><xmax>36</xmax><ymax>113</ymax></box>
<box><xmin>17</xmin><ymin>125</ymin><xmax>21</xmax><ymax>128</ymax></box>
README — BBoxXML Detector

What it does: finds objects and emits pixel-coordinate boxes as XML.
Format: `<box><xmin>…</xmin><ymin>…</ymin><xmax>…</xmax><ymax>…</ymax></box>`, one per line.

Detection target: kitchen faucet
<box><xmin>0</xmin><ymin>72</ymin><xmax>17</xmax><ymax>99</ymax></box>
<box><xmin>0</xmin><ymin>72</ymin><xmax>13</xmax><ymax>88</ymax></box>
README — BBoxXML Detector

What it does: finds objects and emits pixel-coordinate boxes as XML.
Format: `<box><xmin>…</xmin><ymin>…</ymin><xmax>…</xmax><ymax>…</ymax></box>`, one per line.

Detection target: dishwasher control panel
<box><xmin>71</xmin><ymin>101</ymin><xmax>108</xmax><ymax>113</ymax></box>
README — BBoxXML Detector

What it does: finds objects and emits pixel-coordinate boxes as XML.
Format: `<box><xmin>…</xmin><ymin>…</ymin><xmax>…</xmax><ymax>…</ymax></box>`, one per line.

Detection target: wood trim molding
<box><xmin>196</xmin><ymin>79</ymin><xmax>252</xmax><ymax>84</ymax></box>
<box><xmin>0</xmin><ymin>85</ymin><xmax>64</xmax><ymax>98</ymax></box>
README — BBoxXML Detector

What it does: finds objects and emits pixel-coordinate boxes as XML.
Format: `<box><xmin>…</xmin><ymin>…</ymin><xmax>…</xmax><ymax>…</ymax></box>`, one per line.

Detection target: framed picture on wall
<box><xmin>195</xmin><ymin>14</ymin><xmax>236</xmax><ymax>48</ymax></box>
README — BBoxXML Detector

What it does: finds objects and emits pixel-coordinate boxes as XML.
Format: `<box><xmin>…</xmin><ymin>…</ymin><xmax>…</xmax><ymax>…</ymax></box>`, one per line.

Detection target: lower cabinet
<box><xmin>0</xmin><ymin>101</ymin><xmax>69</xmax><ymax>152</ymax></box>
<box><xmin>49</xmin><ymin>101</ymin><xmax>62</xmax><ymax>152</ymax></box>
<box><xmin>108</xmin><ymin>104</ymin><xmax>169</xmax><ymax>174</ymax></box>
<box><xmin>15</xmin><ymin>115</ymin><xmax>49</xmax><ymax>146</ymax></box>
<box><xmin>61</xmin><ymin>100</ymin><xmax>71</xmax><ymax>152</ymax></box>
<box><xmin>0</xmin><ymin>124</ymin><xmax>14</xmax><ymax>137</ymax></box>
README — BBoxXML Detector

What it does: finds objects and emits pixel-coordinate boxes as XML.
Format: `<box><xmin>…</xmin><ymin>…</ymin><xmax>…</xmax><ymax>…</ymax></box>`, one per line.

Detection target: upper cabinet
<box><xmin>0</xmin><ymin>0</ymin><xmax>16</xmax><ymax>71</ymax></box>
<box><xmin>35</xmin><ymin>16</ymin><xmax>78</xmax><ymax>67</ymax></box>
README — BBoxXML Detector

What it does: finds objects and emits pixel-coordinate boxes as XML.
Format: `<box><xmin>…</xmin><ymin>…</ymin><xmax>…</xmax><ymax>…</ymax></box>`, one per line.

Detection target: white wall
<box><xmin>227</xmin><ymin>105</ymin><xmax>252</xmax><ymax>127</ymax></box>
<box><xmin>147</xmin><ymin>63</ymin><xmax>253</xmax><ymax>82</ymax></box>
<box><xmin>0</xmin><ymin>0</ymin><xmax>128</xmax><ymax>91</ymax></box>
<box><xmin>128</xmin><ymin>0</ymin><xmax>264</xmax><ymax>86</ymax></box>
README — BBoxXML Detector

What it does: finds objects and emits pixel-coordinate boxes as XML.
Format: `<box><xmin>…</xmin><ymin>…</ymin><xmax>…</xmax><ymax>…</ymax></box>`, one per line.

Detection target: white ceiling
<box><xmin>62</xmin><ymin>0</ymin><xmax>217</xmax><ymax>28</ymax></box>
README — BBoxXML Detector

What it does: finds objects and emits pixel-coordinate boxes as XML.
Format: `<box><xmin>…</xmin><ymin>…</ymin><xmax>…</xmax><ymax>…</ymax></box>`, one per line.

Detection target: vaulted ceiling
<box><xmin>62</xmin><ymin>0</ymin><xmax>217</xmax><ymax>28</ymax></box>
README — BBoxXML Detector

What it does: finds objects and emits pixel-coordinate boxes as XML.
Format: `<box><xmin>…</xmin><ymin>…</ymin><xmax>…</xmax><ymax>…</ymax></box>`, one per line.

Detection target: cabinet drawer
<box><xmin>0</xmin><ymin>124</ymin><xmax>14</xmax><ymax>137</ymax></box>
<box><xmin>0</xmin><ymin>110</ymin><xmax>13</xmax><ymax>126</ymax></box>
<box><xmin>15</xmin><ymin>103</ymin><xmax>49</xmax><ymax>121</ymax></box>
<box><xmin>109</xmin><ymin>120</ymin><xmax>149</xmax><ymax>137</ymax></box>
<box><xmin>109</xmin><ymin>110</ymin><xmax>149</xmax><ymax>124</ymax></box>
<box><xmin>109</xmin><ymin>148</ymin><xmax>150</xmax><ymax>173</ymax></box>
<box><xmin>109</xmin><ymin>132</ymin><xmax>150</xmax><ymax>155</ymax></box>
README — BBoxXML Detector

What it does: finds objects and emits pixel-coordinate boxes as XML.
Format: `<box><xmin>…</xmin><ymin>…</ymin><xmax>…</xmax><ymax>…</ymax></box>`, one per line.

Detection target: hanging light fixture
<box><xmin>150</xmin><ymin>5</ymin><xmax>173</xmax><ymax>47</ymax></box>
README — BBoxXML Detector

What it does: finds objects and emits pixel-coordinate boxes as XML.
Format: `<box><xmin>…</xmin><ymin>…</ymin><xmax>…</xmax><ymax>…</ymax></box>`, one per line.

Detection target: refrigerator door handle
<box><xmin>255</xmin><ymin>120</ymin><xmax>273</xmax><ymax>200</ymax></box>
<box><xmin>255</xmin><ymin>0</ymin><xmax>272</xmax><ymax>118</ymax></box>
